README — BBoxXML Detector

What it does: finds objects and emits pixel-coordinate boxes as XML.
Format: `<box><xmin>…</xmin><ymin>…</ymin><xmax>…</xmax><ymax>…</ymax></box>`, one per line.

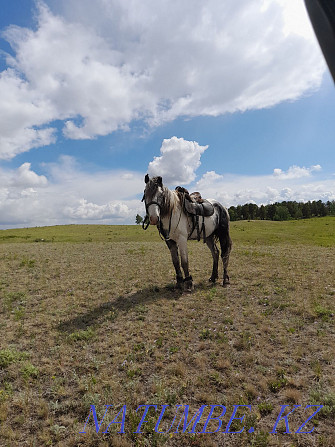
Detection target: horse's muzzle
<box><xmin>149</xmin><ymin>216</ymin><xmax>159</xmax><ymax>225</ymax></box>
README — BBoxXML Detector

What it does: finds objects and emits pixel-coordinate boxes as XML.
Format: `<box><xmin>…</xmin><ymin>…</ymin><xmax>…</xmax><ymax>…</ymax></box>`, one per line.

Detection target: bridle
<box><xmin>141</xmin><ymin>191</ymin><xmax>162</xmax><ymax>231</ymax></box>
<box><xmin>141</xmin><ymin>187</ymin><xmax>184</xmax><ymax>241</ymax></box>
<box><xmin>141</xmin><ymin>190</ymin><xmax>173</xmax><ymax>240</ymax></box>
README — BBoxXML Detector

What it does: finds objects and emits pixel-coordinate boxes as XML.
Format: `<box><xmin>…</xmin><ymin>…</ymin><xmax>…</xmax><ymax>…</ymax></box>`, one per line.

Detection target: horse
<box><xmin>142</xmin><ymin>174</ymin><xmax>232</xmax><ymax>291</ymax></box>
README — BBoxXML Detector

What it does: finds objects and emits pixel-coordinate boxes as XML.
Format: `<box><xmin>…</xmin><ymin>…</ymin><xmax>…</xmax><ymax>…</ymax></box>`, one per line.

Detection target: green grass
<box><xmin>0</xmin><ymin>216</ymin><xmax>334</xmax><ymax>246</ymax></box>
<box><xmin>230</xmin><ymin>216</ymin><xmax>335</xmax><ymax>247</ymax></box>
<box><xmin>20</xmin><ymin>362</ymin><xmax>39</xmax><ymax>380</ymax></box>
<box><xmin>0</xmin><ymin>217</ymin><xmax>334</xmax><ymax>446</ymax></box>
<box><xmin>69</xmin><ymin>327</ymin><xmax>96</xmax><ymax>342</ymax></box>
<box><xmin>0</xmin><ymin>348</ymin><xmax>28</xmax><ymax>367</ymax></box>
<box><xmin>0</xmin><ymin>224</ymin><xmax>161</xmax><ymax>244</ymax></box>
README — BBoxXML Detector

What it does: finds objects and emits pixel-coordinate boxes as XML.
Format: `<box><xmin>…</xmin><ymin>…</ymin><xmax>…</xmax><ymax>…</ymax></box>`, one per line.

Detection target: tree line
<box><xmin>228</xmin><ymin>200</ymin><xmax>335</xmax><ymax>221</ymax></box>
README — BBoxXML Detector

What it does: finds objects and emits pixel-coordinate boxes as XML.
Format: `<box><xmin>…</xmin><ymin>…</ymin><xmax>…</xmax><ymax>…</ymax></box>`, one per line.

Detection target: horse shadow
<box><xmin>57</xmin><ymin>284</ymin><xmax>184</xmax><ymax>334</ymax></box>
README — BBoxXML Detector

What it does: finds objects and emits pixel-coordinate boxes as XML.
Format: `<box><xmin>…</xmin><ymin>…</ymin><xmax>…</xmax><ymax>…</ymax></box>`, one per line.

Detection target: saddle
<box><xmin>184</xmin><ymin>196</ymin><xmax>214</xmax><ymax>217</ymax></box>
<box><xmin>175</xmin><ymin>187</ymin><xmax>214</xmax><ymax>217</ymax></box>
<box><xmin>175</xmin><ymin>187</ymin><xmax>214</xmax><ymax>241</ymax></box>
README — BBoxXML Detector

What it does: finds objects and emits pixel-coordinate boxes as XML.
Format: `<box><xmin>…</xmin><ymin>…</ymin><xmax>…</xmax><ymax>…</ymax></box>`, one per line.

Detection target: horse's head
<box><xmin>142</xmin><ymin>174</ymin><xmax>164</xmax><ymax>225</ymax></box>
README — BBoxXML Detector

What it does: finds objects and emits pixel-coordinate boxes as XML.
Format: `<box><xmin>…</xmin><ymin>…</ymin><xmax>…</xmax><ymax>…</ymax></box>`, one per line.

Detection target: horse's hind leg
<box><xmin>178</xmin><ymin>236</ymin><xmax>193</xmax><ymax>291</ymax></box>
<box><xmin>206</xmin><ymin>235</ymin><xmax>219</xmax><ymax>283</ymax></box>
<box><xmin>166</xmin><ymin>239</ymin><xmax>183</xmax><ymax>288</ymax></box>
<box><xmin>219</xmin><ymin>233</ymin><xmax>232</xmax><ymax>286</ymax></box>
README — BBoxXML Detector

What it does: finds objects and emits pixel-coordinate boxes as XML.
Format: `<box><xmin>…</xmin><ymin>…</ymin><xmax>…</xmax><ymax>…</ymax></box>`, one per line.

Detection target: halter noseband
<box><xmin>141</xmin><ymin>191</ymin><xmax>172</xmax><ymax>239</ymax></box>
<box><xmin>141</xmin><ymin>192</ymin><xmax>162</xmax><ymax>230</ymax></box>
<box><xmin>141</xmin><ymin>186</ymin><xmax>183</xmax><ymax>241</ymax></box>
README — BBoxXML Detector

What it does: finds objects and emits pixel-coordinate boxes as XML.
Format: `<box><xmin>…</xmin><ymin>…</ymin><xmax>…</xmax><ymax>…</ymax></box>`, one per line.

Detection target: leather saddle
<box><xmin>184</xmin><ymin>197</ymin><xmax>214</xmax><ymax>217</ymax></box>
<box><xmin>175</xmin><ymin>186</ymin><xmax>214</xmax><ymax>217</ymax></box>
<box><xmin>175</xmin><ymin>187</ymin><xmax>214</xmax><ymax>241</ymax></box>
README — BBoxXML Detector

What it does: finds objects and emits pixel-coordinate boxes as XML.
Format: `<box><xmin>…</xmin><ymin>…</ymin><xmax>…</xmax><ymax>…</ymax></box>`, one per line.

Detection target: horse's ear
<box><xmin>145</xmin><ymin>174</ymin><xmax>149</xmax><ymax>183</ymax></box>
<box><xmin>157</xmin><ymin>176</ymin><xmax>163</xmax><ymax>187</ymax></box>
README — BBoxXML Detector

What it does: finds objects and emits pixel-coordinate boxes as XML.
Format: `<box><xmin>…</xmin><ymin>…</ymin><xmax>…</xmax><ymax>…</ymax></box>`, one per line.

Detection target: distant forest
<box><xmin>228</xmin><ymin>200</ymin><xmax>335</xmax><ymax>221</ymax></box>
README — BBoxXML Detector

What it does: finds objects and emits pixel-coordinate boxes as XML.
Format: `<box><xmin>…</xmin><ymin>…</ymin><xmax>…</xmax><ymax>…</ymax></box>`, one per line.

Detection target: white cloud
<box><xmin>64</xmin><ymin>199</ymin><xmax>130</xmax><ymax>220</ymax></box>
<box><xmin>273</xmin><ymin>164</ymin><xmax>321</xmax><ymax>179</ymax></box>
<box><xmin>196</xmin><ymin>170</ymin><xmax>223</xmax><ymax>189</ymax></box>
<box><xmin>192</xmin><ymin>164</ymin><xmax>334</xmax><ymax>207</ymax></box>
<box><xmin>147</xmin><ymin>137</ymin><xmax>208</xmax><ymax>185</ymax></box>
<box><xmin>0</xmin><ymin>156</ymin><xmax>334</xmax><ymax>229</ymax></box>
<box><xmin>0</xmin><ymin>68</ymin><xmax>57</xmax><ymax>159</ymax></box>
<box><xmin>11</xmin><ymin>163</ymin><xmax>48</xmax><ymax>187</ymax></box>
<box><xmin>0</xmin><ymin>157</ymin><xmax>145</xmax><ymax>228</ymax></box>
<box><xmin>0</xmin><ymin>0</ymin><xmax>325</xmax><ymax>159</ymax></box>
<box><xmin>275</xmin><ymin>0</ymin><xmax>316</xmax><ymax>39</ymax></box>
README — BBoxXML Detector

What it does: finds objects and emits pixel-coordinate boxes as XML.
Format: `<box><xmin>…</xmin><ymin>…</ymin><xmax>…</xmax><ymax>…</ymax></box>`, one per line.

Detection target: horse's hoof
<box><xmin>222</xmin><ymin>281</ymin><xmax>230</xmax><ymax>287</ymax></box>
<box><xmin>183</xmin><ymin>275</ymin><xmax>193</xmax><ymax>292</ymax></box>
<box><xmin>208</xmin><ymin>277</ymin><xmax>217</xmax><ymax>283</ymax></box>
<box><xmin>184</xmin><ymin>282</ymin><xmax>193</xmax><ymax>293</ymax></box>
<box><xmin>175</xmin><ymin>276</ymin><xmax>183</xmax><ymax>290</ymax></box>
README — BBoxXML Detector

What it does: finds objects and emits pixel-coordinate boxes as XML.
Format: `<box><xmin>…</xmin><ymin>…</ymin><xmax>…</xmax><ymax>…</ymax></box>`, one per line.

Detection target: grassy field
<box><xmin>0</xmin><ymin>218</ymin><xmax>334</xmax><ymax>446</ymax></box>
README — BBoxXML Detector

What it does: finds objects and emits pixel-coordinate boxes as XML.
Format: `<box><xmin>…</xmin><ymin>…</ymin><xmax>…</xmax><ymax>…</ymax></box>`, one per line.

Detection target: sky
<box><xmin>0</xmin><ymin>0</ymin><xmax>334</xmax><ymax>229</ymax></box>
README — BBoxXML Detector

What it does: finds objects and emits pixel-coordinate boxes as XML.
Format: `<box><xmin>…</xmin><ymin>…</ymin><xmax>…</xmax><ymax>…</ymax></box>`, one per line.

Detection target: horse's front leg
<box><xmin>178</xmin><ymin>236</ymin><xmax>193</xmax><ymax>291</ymax></box>
<box><xmin>165</xmin><ymin>239</ymin><xmax>184</xmax><ymax>289</ymax></box>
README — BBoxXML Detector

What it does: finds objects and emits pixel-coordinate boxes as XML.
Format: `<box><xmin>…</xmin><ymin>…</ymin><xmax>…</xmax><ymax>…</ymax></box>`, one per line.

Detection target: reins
<box><xmin>142</xmin><ymin>215</ymin><xmax>150</xmax><ymax>230</ymax></box>
<box><xmin>158</xmin><ymin>213</ymin><xmax>172</xmax><ymax>241</ymax></box>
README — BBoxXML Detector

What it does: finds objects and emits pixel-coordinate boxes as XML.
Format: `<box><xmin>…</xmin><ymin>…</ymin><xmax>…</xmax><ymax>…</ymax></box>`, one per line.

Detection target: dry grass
<box><xmin>0</xmin><ymin>219</ymin><xmax>334</xmax><ymax>446</ymax></box>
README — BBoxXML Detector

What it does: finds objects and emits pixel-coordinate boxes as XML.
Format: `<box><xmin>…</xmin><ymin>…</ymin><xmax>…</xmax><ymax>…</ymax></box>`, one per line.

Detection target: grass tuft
<box><xmin>69</xmin><ymin>327</ymin><xmax>96</xmax><ymax>342</ymax></box>
<box><xmin>0</xmin><ymin>348</ymin><xmax>28</xmax><ymax>368</ymax></box>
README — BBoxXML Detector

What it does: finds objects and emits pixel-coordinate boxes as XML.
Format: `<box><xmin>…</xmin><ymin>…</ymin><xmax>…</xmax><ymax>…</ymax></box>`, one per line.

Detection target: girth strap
<box><xmin>189</xmin><ymin>214</ymin><xmax>206</xmax><ymax>242</ymax></box>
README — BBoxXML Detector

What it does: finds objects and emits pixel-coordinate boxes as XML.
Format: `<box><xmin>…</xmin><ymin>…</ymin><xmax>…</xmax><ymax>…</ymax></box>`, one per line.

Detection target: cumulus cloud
<box><xmin>1</xmin><ymin>3</ymin><xmax>149</xmax><ymax>158</ymax></box>
<box><xmin>0</xmin><ymin>0</ymin><xmax>325</xmax><ymax>159</ymax></box>
<box><xmin>273</xmin><ymin>164</ymin><xmax>321</xmax><ymax>179</ymax></box>
<box><xmin>196</xmin><ymin>171</ymin><xmax>224</xmax><ymax>189</ymax></box>
<box><xmin>190</xmin><ymin>163</ymin><xmax>335</xmax><ymax>207</ymax></box>
<box><xmin>147</xmin><ymin>137</ymin><xmax>208</xmax><ymax>185</ymax></box>
<box><xmin>0</xmin><ymin>157</ymin><xmax>145</xmax><ymax>228</ymax></box>
<box><xmin>0</xmin><ymin>156</ymin><xmax>334</xmax><ymax>229</ymax></box>
<box><xmin>0</xmin><ymin>68</ymin><xmax>57</xmax><ymax>159</ymax></box>
<box><xmin>10</xmin><ymin>163</ymin><xmax>48</xmax><ymax>187</ymax></box>
<box><xmin>64</xmin><ymin>199</ymin><xmax>130</xmax><ymax>220</ymax></box>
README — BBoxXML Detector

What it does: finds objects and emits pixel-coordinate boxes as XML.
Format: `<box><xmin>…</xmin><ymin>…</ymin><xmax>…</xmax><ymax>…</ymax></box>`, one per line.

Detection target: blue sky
<box><xmin>0</xmin><ymin>0</ymin><xmax>334</xmax><ymax>228</ymax></box>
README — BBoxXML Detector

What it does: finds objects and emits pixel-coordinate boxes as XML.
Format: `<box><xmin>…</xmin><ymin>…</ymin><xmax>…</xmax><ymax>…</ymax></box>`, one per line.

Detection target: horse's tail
<box><xmin>213</xmin><ymin>202</ymin><xmax>232</xmax><ymax>261</ymax></box>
